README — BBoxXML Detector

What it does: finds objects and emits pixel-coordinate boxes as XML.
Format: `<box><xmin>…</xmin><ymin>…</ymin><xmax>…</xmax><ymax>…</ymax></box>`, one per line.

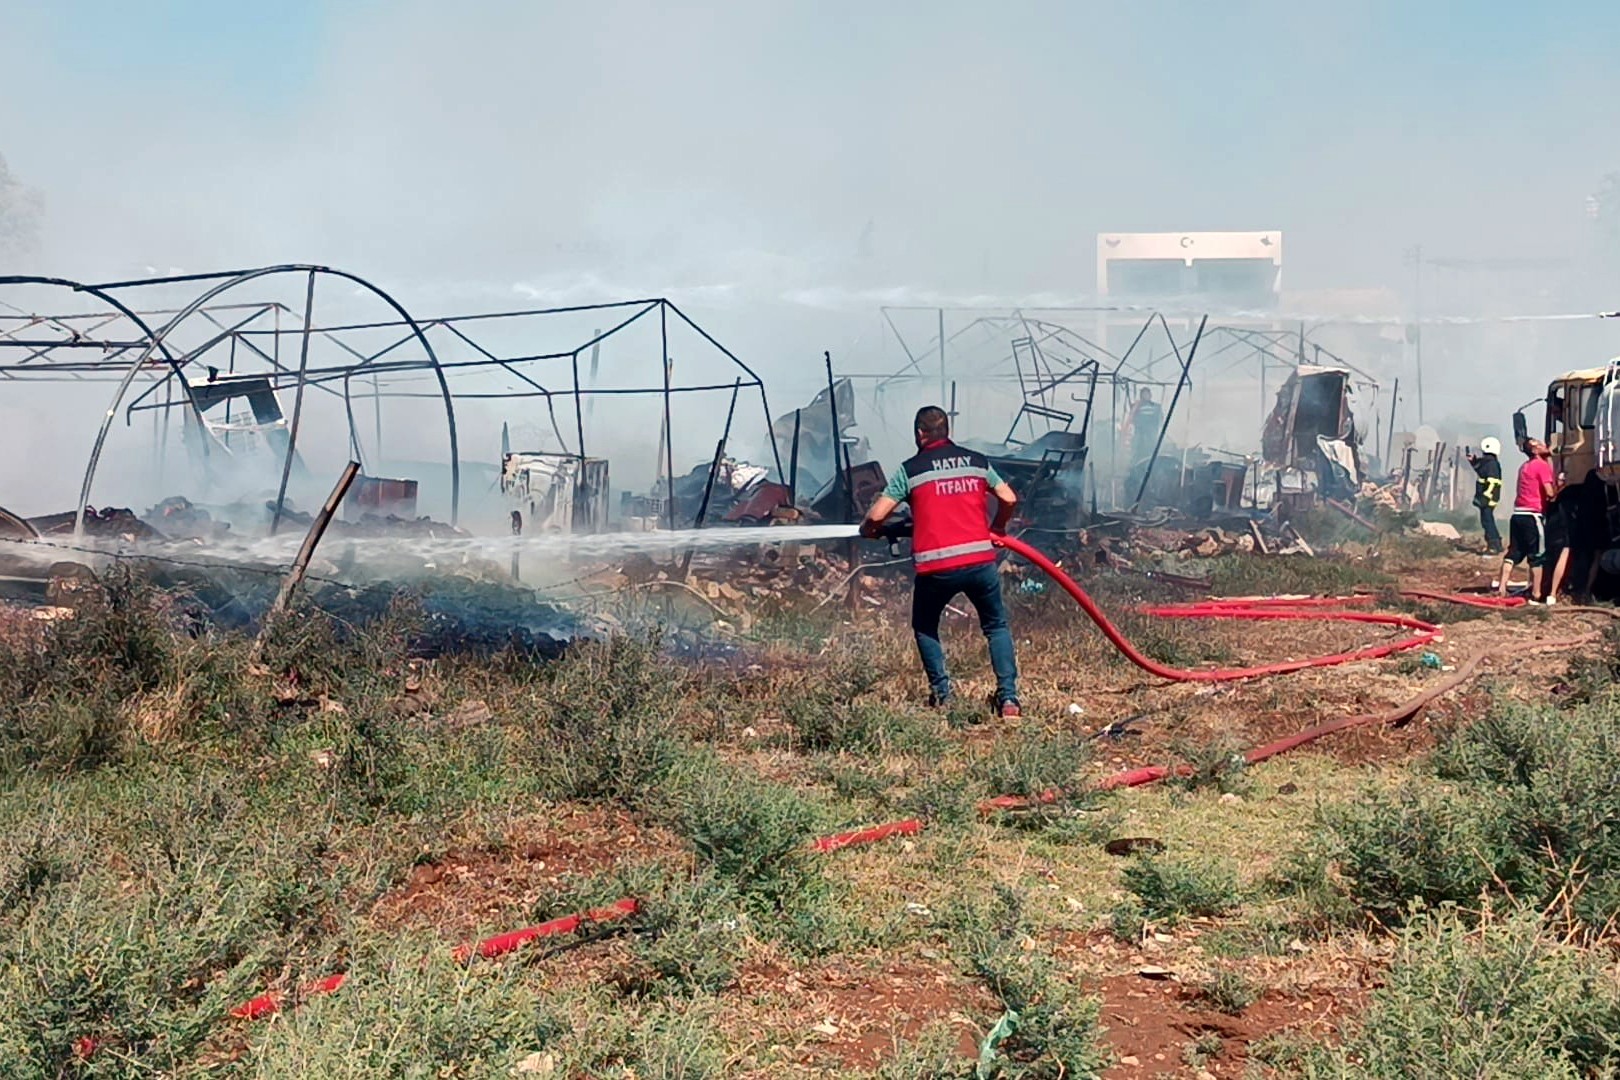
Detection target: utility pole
<box><xmin>1404</xmin><ymin>244</ymin><xmax>1424</xmax><ymax>425</ymax></box>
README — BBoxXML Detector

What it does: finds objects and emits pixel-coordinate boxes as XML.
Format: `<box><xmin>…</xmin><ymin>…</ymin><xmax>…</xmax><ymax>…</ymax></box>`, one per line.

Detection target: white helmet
<box><xmin>1480</xmin><ymin>436</ymin><xmax>1501</xmax><ymax>455</ymax></box>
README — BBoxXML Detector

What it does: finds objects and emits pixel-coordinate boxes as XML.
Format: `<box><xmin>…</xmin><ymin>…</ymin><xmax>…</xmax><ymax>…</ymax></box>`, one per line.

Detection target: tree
<box><xmin>0</xmin><ymin>153</ymin><xmax>44</xmax><ymax>261</ymax></box>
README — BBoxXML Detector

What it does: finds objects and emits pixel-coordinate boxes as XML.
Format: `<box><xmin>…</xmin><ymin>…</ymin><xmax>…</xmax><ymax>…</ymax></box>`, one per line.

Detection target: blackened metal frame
<box><xmin>0</xmin><ymin>266</ymin><xmax>782</xmax><ymax>535</ymax></box>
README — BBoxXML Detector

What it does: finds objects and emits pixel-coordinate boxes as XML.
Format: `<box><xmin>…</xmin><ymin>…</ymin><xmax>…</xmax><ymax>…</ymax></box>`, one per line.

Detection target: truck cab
<box><xmin>1543</xmin><ymin>367</ymin><xmax>1608</xmax><ymax>487</ymax></box>
<box><xmin>1528</xmin><ymin>362</ymin><xmax>1620</xmax><ymax>549</ymax></box>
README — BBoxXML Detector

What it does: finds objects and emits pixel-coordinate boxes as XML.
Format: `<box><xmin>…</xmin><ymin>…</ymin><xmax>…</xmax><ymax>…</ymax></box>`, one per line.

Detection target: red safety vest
<box><xmin>901</xmin><ymin>439</ymin><xmax>998</xmax><ymax>574</ymax></box>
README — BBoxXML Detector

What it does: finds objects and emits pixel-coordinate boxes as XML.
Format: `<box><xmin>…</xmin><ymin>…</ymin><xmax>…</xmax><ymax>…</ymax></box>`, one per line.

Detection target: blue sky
<box><xmin>16</xmin><ymin>1</ymin><xmax>323</xmax><ymax>116</ymax></box>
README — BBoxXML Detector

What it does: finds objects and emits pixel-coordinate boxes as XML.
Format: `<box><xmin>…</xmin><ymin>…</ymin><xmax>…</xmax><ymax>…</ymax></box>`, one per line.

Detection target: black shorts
<box><xmin>1507</xmin><ymin>512</ymin><xmax>1546</xmax><ymax>567</ymax></box>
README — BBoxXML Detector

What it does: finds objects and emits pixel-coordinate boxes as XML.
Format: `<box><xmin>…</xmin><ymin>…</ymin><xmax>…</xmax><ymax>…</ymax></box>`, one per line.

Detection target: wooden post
<box><xmin>251</xmin><ymin>460</ymin><xmax>362</xmax><ymax>664</ymax></box>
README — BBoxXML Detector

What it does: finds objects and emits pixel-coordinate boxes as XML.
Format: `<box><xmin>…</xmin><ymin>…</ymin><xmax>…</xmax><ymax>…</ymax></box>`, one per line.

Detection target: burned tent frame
<box><xmin>0</xmin><ymin>266</ymin><xmax>781</xmax><ymax>535</ymax></box>
<box><xmin>865</xmin><ymin>307</ymin><xmax>1199</xmax><ymax>441</ymax></box>
<box><xmin>862</xmin><ymin>307</ymin><xmax>1195</xmax><ymax>506</ymax></box>
<box><xmin>295</xmin><ymin>298</ymin><xmax>785</xmax><ymax>532</ymax></box>
<box><xmin>863</xmin><ymin>307</ymin><xmax>1382</xmax><ymax>510</ymax></box>
<box><xmin>0</xmin><ymin>266</ymin><xmax>452</xmax><ymax>536</ymax></box>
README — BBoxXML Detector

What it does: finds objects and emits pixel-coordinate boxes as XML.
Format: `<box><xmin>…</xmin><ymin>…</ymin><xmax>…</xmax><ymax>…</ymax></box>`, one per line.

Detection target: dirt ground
<box><xmin>368</xmin><ymin>805</ymin><xmax>676</xmax><ymax>939</ymax></box>
<box><xmin>1095</xmin><ymin>975</ymin><xmax>1362</xmax><ymax>1078</ymax></box>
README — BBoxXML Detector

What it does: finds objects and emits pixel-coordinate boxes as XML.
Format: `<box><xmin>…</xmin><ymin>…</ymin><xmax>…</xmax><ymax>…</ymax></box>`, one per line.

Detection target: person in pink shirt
<box><xmin>1495</xmin><ymin>439</ymin><xmax>1559</xmax><ymax>602</ymax></box>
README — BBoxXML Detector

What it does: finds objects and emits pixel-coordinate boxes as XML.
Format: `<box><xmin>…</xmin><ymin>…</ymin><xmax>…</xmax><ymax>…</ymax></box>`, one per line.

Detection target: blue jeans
<box><xmin>911</xmin><ymin>561</ymin><xmax>1019</xmax><ymax>706</ymax></box>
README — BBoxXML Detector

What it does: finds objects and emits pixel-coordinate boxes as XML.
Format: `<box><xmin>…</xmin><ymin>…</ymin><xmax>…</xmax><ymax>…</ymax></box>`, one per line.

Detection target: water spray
<box><xmin>18</xmin><ymin>523</ymin><xmax>869</xmax><ymax>576</ymax></box>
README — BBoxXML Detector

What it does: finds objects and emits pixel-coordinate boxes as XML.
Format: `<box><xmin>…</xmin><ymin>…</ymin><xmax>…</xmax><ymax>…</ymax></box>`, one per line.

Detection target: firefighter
<box><xmin>1123</xmin><ymin>387</ymin><xmax>1163</xmax><ymax>465</ymax></box>
<box><xmin>860</xmin><ymin>406</ymin><xmax>1022</xmax><ymax>719</ymax></box>
<box><xmin>1466</xmin><ymin>437</ymin><xmax>1504</xmax><ymax>555</ymax></box>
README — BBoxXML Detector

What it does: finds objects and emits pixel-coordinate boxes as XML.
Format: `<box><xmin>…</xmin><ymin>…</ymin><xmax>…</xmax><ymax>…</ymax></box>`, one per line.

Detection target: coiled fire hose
<box><xmin>991</xmin><ymin>533</ymin><xmax>1445</xmax><ymax>681</ymax></box>
<box><xmin>952</xmin><ymin>534</ymin><xmax>1540</xmax><ymax>810</ymax></box>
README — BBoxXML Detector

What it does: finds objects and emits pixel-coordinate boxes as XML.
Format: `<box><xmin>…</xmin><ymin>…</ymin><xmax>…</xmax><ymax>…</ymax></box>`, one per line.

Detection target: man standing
<box><xmin>860</xmin><ymin>406</ymin><xmax>1021</xmax><ymax>718</ymax></box>
<box><xmin>1496</xmin><ymin>438</ymin><xmax>1558</xmax><ymax>603</ymax></box>
<box><xmin>1466</xmin><ymin>437</ymin><xmax>1504</xmax><ymax>555</ymax></box>
<box><xmin>1124</xmin><ymin>387</ymin><xmax>1163</xmax><ymax>466</ymax></box>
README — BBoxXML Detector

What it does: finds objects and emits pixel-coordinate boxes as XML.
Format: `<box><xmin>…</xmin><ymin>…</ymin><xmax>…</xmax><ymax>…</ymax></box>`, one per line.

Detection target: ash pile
<box><xmin>1</xmin><ymin>492</ymin><xmax>592</xmax><ymax>659</ymax></box>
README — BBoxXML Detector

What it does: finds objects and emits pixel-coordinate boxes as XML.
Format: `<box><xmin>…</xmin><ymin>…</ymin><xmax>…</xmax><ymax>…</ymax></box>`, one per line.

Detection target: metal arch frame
<box><xmin>4</xmin><ymin>275</ymin><xmax>777</xmax><ymax>537</ymax></box>
<box><xmin>0</xmin><ymin>274</ymin><xmax>201</xmax><ymax>417</ymax></box>
<box><xmin>867</xmin><ymin>308</ymin><xmax>1164</xmax><ymax>391</ymax></box>
<box><xmin>72</xmin><ymin>264</ymin><xmax>460</xmax><ymax>536</ymax></box>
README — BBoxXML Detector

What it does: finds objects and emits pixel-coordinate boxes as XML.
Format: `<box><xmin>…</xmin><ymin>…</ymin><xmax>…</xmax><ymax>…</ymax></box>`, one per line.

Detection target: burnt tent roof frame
<box><xmin>55</xmin><ymin>266</ymin><xmax>458</xmax><ymax>538</ymax></box>
<box><xmin>0</xmin><ymin>269</ymin><xmax>782</xmax><ymax>536</ymax></box>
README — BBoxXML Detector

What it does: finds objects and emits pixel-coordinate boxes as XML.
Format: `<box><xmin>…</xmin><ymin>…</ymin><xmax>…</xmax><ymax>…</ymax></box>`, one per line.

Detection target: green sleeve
<box><xmin>882</xmin><ymin>468</ymin><xmax>910</xmax><ymax>501</ymax></box>
<box><xmin>985</xmin><ymin>464</ymin><xmax>1004</xmax><ymax>488</ymax></box>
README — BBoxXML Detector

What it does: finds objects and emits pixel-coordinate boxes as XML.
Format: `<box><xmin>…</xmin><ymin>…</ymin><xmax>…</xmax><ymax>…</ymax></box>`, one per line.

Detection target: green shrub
<box><xmin>972</xmin><ymin>729</ymin><xmax>1092</xmax><ymax>803</ymax></box>
<box><xmin>243</xmin><ymin>942</ymin><xmax>556</xmax><ymax>1077</ymax></box>
<box><xmin>778</xmin><ymin>642</ymin><xmax>943</xmax><ymax>756</ymax></box>
<box><xmin>944</xmin><ymin>699</ymin><xmax>989</xmax><ymax>730</ymax></box>
<box><xmin>529</xmin><ymin>636</ymin><xmax>684</xmax><ymax>806</ymax></box>
<box><xmin>0</xmin><ymin>771</ymin><xmax>359</xmax><ymax>1077</ymax></box>
<box><xmin>257</xmin><ymin>592</ymin><xmax>424</xmax><ymax>703</ymax></box>
<box><xmin>0</xmin><ymin>569</ymin><xmax>184</xmax><ymax>772</ymax></box>
<box><xmin>938</xmin><ymin>885</ymin><xmax>1109</xmax><ymax>1078</ymax></box>
<box><xmin>786</xmin><ymin>699</ymin><xmax>944</xmax><ymax>756</ymax></box>
<box><xmin>900</xmin><ymin>770</ymin><xmax>981</xmax><ymax>828</ymax></box>
<box><xmin>1120</xmin><ymin>854</ymin><xmax>1243</xmax><ymax>923</ymax></box>
<box><xmin>655</xmin><ymin>750</ymin><xmax>820</xmax><ymax>898</ymax></box>
<box><xmin>1308</xmin><ymin>698</ymin><xmax>1620</xmax><ymax>931</ymax></box>
<box><xmin>552</xmin><ymin>996</ymin><xmax>728</xmax><ymax>1078</ymax></box>
<box><xmin>1166</xmin><ymin>734</ymin><xmax>1251</xmax><ymax>795</ymax></box>
<box><xmin>985</xmin><ymin>975</ymin><xmax>1109</xmax><ymax>1079</ymax></box>
<box><xmin>1301</xmin><ymin>908</ymin><xmax>1620</xmax><ymax>1078</ymax></box>
<box><xmin>1195</xmin><ymin>965</ymin><xmax>1257</xmax><ymax>1015</ymax></box>
<box><xmin>1182</xmin><ymin>1030</ymin><xmax>1226</xmax><ymax>1070</ymax></box>
<box><xmin>1107</xmin><ymin>898</ymin><xmax>1145</xmax><ymax>944</ymax></box>
<box><xmin>651</xmin><ymin>750</ymin><xmax>863</xmax><ymax>958</ymax></box>
<box><xmin>334</xmin><ymin>700</ymin><xmax>422</xmax><ymax>814</ymax></box>
<box><xmin>623</xmin><ymin>875</ymin><xmax>747</xmax><ymax>997</ymax></box>
<box><xmin>1560</xmin><ymin>624</ymin><xmax>1620</xmax><ymax>703</ymax></box>
<box><xmin>811</xmin><ymin>755</ymin><xmax>896</xmax><ymax>803</ymax></box>
<box><xmin>1429</xmin><ymin>703</ymin><xmax>1570</xmax><ymax>787</ymax></box>
<box><xmin>1269</xmin><ymin>844</ymin><xmax>1375</xmax><ymax>935</ymax></box>
<box><xmin>1206</xmin><ymin>552</ymin><xmax>1390</xmax><ymax>596</ymax></box>
<box><xmin>1249</xmin><ymin>1031</ymin><xmax>1312</xmax><ymax>1070</ymax></box>
<box><xmin>1316</xmin><ymin>785</ymin><xmax>1511</xmax><ymax>927</ymax></box>
<box><xmin>1200</xmin><ymin>919</ymin><xmax>1293</xmax><ymax>959</ymax></box>
<box><xmin>879</xmin><ymin>1023</ymin><xmax>975</xmax><ymax>1079</ymax></box>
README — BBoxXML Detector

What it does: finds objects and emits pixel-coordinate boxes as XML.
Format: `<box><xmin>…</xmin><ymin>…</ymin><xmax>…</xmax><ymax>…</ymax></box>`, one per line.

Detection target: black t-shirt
<box><xmin>1470</xmin><ymin>454</ymin><xmax>1501</xmax><ymax>482</ymax></box>
<box><xmin>1471</xmin><ymin>454</ymin><xmax>1503</xmax><ymax>506</ymax></box>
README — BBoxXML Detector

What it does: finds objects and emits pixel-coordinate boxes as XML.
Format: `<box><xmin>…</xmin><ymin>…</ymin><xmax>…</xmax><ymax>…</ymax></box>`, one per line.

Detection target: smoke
<box><xmin>2</xmin><ymin>1</ymin><xmax>1619</xmax><ymax>512</ymax></box>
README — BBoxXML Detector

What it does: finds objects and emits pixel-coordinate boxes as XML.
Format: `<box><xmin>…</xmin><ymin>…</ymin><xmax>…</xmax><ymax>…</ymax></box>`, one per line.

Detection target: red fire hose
<box><xmin>992</xmin><ymin>534</ymin><xmax>1444</xmax><ymax>681</ymax></box>
<box><xmin>451</xmin><ymin>898</ymin><xmax>640</xmax><ymax>963</ymax></box>
<box><xmin>212</xmin><ymin>899</ymin><xmax>643</xmax><ymax>1030</ymax></box>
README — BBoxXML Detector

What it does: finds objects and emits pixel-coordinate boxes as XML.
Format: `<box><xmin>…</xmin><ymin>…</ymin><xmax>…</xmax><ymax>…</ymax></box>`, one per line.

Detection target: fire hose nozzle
<box><xmin>875</xmin><ymin>517</ymin><xmax>913</xmax><ymax>557</ymax></box>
